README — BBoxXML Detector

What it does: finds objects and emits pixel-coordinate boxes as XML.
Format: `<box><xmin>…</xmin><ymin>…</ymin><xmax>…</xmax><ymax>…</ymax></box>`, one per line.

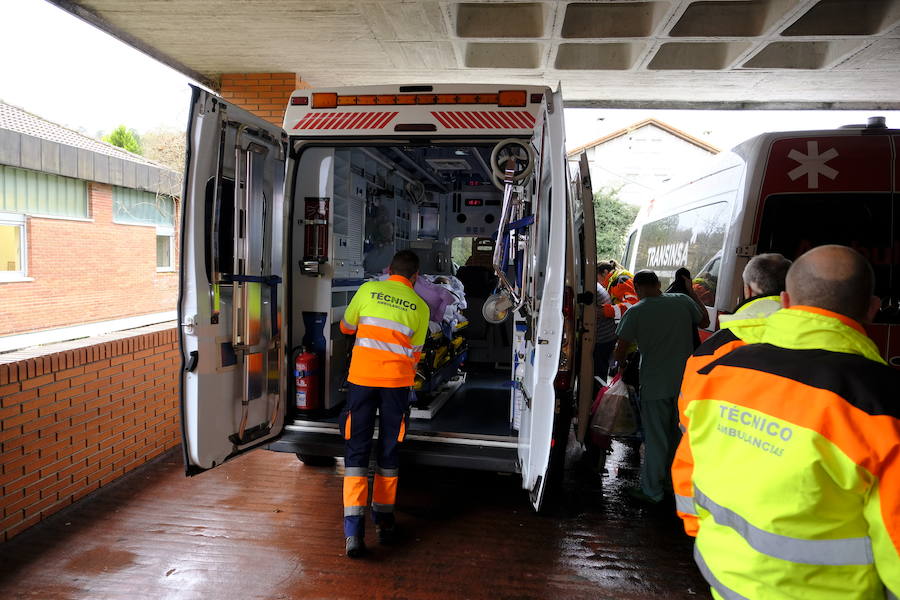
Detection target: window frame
<box><xmin>0</xmin><ymin>212</ymin><xmax>30</xmax><ymax>282</ymax></box>
<box><xmin>155</xmin><ymin>226</ymin><xmax>175</xmax><ymax>272</ymax></box>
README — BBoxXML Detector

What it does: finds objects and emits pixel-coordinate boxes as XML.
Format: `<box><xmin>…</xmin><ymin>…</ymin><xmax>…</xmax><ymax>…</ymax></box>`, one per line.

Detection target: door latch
<box><xmin>181</xmin><ymin>314</ymin><xmax>197</xmax><ymax>334</ymax></box>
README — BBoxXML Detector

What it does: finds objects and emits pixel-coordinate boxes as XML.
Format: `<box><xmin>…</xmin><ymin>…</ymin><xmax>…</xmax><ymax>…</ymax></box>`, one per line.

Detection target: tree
<box><xmin>594</xmin><ymin>186</ymin><xmax>639</xmax><ymax>261</ymax></box>
<box><xmin>103</xmin><ymin>125</ymin><xmax>142</xmax><ymax>155</ymax></box>
<box><xmin>141</xmin><ymin>129</ymin><xmax>186</xmax><ymax>174</ymax></box>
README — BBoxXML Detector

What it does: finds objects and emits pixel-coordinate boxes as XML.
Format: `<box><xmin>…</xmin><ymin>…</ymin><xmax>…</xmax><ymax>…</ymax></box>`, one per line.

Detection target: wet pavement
<box><xmin>0</xmin><ymin>441</ymin><xmax>710</xmax><ymax>600</ymax></box>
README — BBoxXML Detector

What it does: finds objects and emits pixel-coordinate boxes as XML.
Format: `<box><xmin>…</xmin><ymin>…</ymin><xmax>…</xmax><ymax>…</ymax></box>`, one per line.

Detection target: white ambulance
<box><xmin>177</xmin><ymin>84</ymin><xmax>598</xmax><ymax>510</ymax></box>
<box><xmin>623</xmin><ymin>117</ymin><xmax>899</xmax><ymax>364</ymax></box>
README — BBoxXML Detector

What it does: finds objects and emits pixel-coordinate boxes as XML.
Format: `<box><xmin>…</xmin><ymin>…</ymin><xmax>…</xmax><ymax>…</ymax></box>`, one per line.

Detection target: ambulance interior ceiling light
<box><xmin>305</xmin><ymin>90</ymin><xmax>529</xmax><ymax>109</ymax></box>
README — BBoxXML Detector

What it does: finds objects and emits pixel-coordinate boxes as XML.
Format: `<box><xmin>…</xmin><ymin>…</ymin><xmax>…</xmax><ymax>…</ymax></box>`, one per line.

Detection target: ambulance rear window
<box><xmin>756</xmin><ymin>192</ymin><xmax>894</xmax><ymax>319</ymax></box>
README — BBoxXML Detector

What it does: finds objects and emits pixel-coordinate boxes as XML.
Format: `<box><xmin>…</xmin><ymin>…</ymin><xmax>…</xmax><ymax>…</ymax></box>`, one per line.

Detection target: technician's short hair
<box><xmin>632</xmin><ymin>270</ymin><xmax>660</xmax><ymax>287</ymax></box>
<box><xmin>742</xmin><ymin>253</ymin><xmax>792</xmax><ymax>297</ymax></box>
<box><xmin>390</xmin><ymin>250</ymin><xmax>420</xmax><ymax>278</ymax></box>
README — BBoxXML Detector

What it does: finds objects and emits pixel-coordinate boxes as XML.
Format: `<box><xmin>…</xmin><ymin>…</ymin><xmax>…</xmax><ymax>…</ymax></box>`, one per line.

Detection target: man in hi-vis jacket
<box><xmin>338</xmin><ymin>250</ymin><xmax>429</xmax><ymax>558</ymax></box>
<box><xmin>674</xmin><ymin>245</ymin><xmax>900</xmax><ymax>599</ymax></box>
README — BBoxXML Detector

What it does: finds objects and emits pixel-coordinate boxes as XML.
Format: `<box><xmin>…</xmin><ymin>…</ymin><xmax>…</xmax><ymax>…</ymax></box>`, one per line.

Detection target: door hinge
<box><xmin>736</xmin><ymin>244</ymin><xmax>757</xmax><ymax>258</ymax></box>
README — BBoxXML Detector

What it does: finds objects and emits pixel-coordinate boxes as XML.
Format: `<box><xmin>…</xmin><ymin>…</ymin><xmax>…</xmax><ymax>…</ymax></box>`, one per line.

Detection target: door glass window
<box><xmin>757</xmin><ymin>192</ymin><xmax>894</xmax><ymax>322</ymax></box>
<box><xmin>634</xmin><ymin>202</ymin><xmax>730</xmax><ymax>299</ymax></box>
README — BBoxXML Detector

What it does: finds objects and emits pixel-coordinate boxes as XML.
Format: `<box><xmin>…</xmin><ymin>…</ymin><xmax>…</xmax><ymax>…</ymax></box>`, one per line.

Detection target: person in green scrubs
<box><xmin>613</xmin><ymin>270</ymin><xmax>710</xmax><ymax>504</ymax></box>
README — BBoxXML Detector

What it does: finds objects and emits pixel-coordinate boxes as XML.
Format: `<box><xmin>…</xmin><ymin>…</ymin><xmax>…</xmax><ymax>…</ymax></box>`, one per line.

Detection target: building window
<box><xmin>113</xmin><ymin>187</ymin><xmax>175</xmax><ymax>227</ymax></box>
<box><xmin>113</xmin><ymin>187</ymin><xmax>177</xmax><ymax>271</ymax></box>
<box><xmin>0</xmin><ymin>213</ymin><xmax>27</xmax><ymax>281</ymax></box>
<box><xmin>156</xmin><ymin>227</ymin><xmax>174</xmax><ymax>271</ymax></box>
<box><xmin>0</xmin><ymin>165</ymin><xmax>88</xmax><ymax>219</ymax></box>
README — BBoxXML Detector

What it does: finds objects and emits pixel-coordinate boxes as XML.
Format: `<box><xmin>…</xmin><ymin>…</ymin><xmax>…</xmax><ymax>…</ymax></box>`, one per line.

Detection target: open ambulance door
<box><xmin>572</xmin><ymin>153</ymin><xmax>597</xmax><ymax>442</ymax></box>
<box><xmin>518</xmin><ymin>89</ymin><xmax>568</xmax><ymax>511</ymax></box>
<box><xmin>179</xmin><ymin>85</ymin><xmax>288</xmax><ymax>474</ymax></box>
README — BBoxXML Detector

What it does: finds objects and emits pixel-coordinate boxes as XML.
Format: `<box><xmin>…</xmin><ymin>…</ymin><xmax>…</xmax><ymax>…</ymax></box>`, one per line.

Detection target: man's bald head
<box><xmin>785</xmin><ymin>245</ymin><xmax>875</xmax><ymax>323</ymax></box>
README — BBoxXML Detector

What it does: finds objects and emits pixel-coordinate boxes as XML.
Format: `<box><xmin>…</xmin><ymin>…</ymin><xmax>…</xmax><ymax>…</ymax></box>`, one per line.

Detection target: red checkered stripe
<box><xmin>431</xmin><ymin>110</ymin><xmax>536</xmax><ymax>129</ymax></box>
<box><xmin>292</xmin><ymin>111</ymin><xmax>399</xmax><ymax>130</ymax></box>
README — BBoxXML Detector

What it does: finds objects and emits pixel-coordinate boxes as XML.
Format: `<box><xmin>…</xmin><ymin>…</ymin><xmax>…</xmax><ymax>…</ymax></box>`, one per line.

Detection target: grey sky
<box><xmin>1</xmin><ymin>0</ymin><xmax>897</xmax><ymax>151</ymax></box>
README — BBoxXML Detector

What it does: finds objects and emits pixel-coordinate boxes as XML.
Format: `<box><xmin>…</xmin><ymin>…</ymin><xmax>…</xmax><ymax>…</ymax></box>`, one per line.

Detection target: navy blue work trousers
<box><xmin>340</xmin><ymin>383</ymin><xmax>410</xmax><ymax>538</ymax></box>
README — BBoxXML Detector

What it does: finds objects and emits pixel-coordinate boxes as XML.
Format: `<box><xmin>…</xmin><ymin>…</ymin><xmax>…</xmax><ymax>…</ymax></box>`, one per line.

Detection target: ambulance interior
<box><xmin>288</xmin><ymin>141</ymin><xmax>546</xmax><ymax>440</ymax></box>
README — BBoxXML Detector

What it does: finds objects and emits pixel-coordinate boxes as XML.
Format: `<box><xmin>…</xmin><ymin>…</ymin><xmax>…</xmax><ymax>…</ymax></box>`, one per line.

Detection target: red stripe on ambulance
<box><xmin>429</xmin><ymin>111</ymin><xmax>534</xmax><ymax>129</ymax></box>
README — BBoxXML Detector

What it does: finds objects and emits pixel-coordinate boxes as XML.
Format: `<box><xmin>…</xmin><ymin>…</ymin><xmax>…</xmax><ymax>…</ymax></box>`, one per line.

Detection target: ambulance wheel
<box><xmin>296</xmin><ymin>453</ymin><xmax>336</xmax><ymax>467</ymax></box>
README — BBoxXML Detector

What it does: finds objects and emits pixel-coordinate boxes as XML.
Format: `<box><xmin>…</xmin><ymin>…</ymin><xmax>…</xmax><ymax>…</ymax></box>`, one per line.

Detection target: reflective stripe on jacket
<box><xmin>601</xmin><ymin>269</ymin><xmax>638</xmax><ymax>320</ymax></box>
<box><xmin>340</xmin><ymin>275</ymin><xmax>429</xmax><ymax>387</ymax></box>
<box><xmin>673</xmin><ymin>306</ymin><xmax>900</xmax><ymax>600</ymax></box>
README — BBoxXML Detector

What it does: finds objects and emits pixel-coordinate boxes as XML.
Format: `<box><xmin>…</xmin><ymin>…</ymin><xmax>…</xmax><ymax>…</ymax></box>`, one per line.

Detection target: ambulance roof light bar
<box><xmin>306</xmin><ymin>90</ymin><xmax>529</xmax><ymax>109</ymax></box>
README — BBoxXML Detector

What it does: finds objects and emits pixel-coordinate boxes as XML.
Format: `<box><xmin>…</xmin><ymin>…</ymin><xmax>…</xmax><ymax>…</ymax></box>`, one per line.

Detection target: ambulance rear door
<box><xmin>572</xmin><ymin>152</ymin><xmax>597</xmax><ymax>442</ymax></box>
<box><xmin>519</xmin><ymin>89</ymin><xmax>567</xmax><ymax>510</ymax></box>
<box><xmin>179</xmin><ymin>85</ymin><xmax>288</xmax><ymax>474</ymax></box>
<box><xmin>753</xmin><ymin>131</ymin><xmax>894</xmax><ymax>359</ymax></box>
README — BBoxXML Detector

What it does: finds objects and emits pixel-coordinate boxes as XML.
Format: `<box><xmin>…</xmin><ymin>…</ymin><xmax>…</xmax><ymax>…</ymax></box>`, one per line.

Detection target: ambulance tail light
<box><xmin>290</xmin><ymin>96</ymin><xmax>309</xmax><ymax>106</ymax></box>
<box><xmin>311</xmin><ymin>93</ymin><xmax>338</xmax><ymax>109</ymax></box>
<box><xmin>555</xmin><ymin>286</ymin><xmax>576</xmax><ymax>392</ymax></box>
<box><xmin>498</xmin><ymin>90</ymin><xmax>527</xmax><ymax>107</ymax></box>
<box><xmin>530</xmin><ymin>93</ymin><xmax>543</xmax><ymax>104</ymax></box>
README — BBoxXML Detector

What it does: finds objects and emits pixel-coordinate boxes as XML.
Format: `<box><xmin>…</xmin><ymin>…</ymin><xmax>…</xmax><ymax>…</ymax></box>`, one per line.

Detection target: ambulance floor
<box><xmin>411</xmin><ymin>368</ymin><xmax>512</xmax><ymax>437</ymax></box>
<box><xmin>315</xmin><ymin>369</ymin><xmax>513</xmax><ymax>437</ymax></box>
<box><xmin>0</xmin><ymin>442</ymin><xmax>710</xmax><ymax>600</ymax></box>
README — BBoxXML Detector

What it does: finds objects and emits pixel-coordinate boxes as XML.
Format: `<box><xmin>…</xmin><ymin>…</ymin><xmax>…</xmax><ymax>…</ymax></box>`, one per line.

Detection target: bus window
<box><xmin>634</xmin><ymin>202</ymin><xmax>730</xmax><ymax>301</ymax></box>
<box><xmin>756</xmin><ymin>192</ymin><xmax>894</xmax><ymax>322</ymax></box>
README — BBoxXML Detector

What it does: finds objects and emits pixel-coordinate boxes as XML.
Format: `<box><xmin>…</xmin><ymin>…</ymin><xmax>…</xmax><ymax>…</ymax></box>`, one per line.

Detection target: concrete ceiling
<box><xmin>50</xmin><ymin>0</ymin><xmax>900</xmax><ymax>108</ymax></box>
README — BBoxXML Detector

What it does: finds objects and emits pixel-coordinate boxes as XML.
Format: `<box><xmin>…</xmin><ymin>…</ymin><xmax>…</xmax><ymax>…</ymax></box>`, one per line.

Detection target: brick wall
<box><xmin>219</xmin><ymin>72</ymin><xmax>309</xmax><ymax>126</ymax></box>
<box><xmin>0</xmin><ymin>182</ymin><xmax>179</xmax><ymax>336</ymax></box>
<box><xmin>0</xmin><ymin>324</ymin><xmax>179</xmax><ymax>541</ymax></box>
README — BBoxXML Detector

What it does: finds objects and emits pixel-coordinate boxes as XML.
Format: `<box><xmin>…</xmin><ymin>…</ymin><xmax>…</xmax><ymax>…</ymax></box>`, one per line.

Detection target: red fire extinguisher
<box><xmin>295</xmin><ymin>348</ymin><xmax>320</xmax><ymax>411</ymax></box>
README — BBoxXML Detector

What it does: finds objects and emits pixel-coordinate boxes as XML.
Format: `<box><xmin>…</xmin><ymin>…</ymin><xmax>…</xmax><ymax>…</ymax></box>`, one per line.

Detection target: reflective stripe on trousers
<box><xmin>693</xmin><ymin>485</ymin><xmax>873</xmax><ymax>566</ymax></box>
<box><xmin>373</xmin><ymin>466</ymin><xmax>398</xmax><ymax>514</ymax></box>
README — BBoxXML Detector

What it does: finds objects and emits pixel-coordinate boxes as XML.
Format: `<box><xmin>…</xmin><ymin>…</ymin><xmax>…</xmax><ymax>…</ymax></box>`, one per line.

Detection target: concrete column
<box><xmin>219</xmin><ymin>73</ymin><xmax>312</xmax><ymax>127</ymax></box>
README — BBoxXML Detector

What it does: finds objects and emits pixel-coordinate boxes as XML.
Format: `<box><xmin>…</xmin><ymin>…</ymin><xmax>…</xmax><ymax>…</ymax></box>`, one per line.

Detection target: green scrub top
<box><xmin>616</xmin><ymin>293</ymin><xmax>703</xmax><ymax>401</ymax></box>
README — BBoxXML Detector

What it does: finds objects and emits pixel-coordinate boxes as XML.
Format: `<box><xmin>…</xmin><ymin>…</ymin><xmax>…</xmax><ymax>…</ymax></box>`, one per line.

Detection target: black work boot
<box><xmin>376</xmin><ymin>522</ymin><xmax>397</xmax><ymax>545</ymax></box>
<box><xmin>345</xmin><ymin>535</ymin><xmax>366</xmax><ymax>558</ymax></box>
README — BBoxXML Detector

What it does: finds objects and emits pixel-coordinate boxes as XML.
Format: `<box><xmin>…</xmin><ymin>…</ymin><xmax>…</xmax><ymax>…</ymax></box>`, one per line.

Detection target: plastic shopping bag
<box><xmin>589</xmin><ymin>373</ymin><xmax>638</xmax><ymax>442</ymax></box>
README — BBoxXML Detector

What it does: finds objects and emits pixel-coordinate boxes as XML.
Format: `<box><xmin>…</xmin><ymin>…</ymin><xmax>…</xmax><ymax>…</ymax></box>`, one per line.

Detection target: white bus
<box><xmin>177</xmin><ymin>84</ymin><xmax>598</xmax><ymax>510</ymax></box>
<box><xmin>623</xmin><ymin>118</ymin><xmax>899</xmax><ymax>364</ymax></box>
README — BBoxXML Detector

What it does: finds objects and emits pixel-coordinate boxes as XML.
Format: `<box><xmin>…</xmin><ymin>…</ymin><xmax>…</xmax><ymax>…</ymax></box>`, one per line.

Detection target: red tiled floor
<box><xmin>0</xmin><ymin>443</ymin><xmax>709</xmax><ymax>600</ymax></box>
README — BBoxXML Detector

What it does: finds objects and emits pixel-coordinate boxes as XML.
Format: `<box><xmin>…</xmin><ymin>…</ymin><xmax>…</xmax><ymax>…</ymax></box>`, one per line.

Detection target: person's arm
<box><xmin>612</xmin><ymin>310</ymin><xmax>636</xmax><ymax>372</ymax></box>
<box><xmin>410</xmin><ymin>305</ymin><xmax>430</xmax><ymax>365</ymax></box>
<box><xmin>679</xmin><ymin>273</ymin><xmax>710</xmax><ymax>329</ymax></box>
<box><xmin>340</xmin><ymin>286</ymin><xmax>363</xmax><ymax>335</ymax></box>
<box><xmin>864</xmin><ymin>429</ymin><xmax>900</xmax><ymax>596</ymax></box>
<box><xmin>672</xmin><ymin>394</ymin><xmax>699</xmax><ymax>537</ymax></box>
<box><xmin>612</xmin><ymin>338</ymin><xmax>631</xmax><ymax>373</ymax></box>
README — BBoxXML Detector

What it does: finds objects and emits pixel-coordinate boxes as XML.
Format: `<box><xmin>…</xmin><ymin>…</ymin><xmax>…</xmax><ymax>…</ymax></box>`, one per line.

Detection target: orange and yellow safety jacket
<box><xmin>684</xmin><ymin>295</ymin><xmax>784</xmax><ymax>371</ymax></box>
<box><xmin>340</xmin><ymin>275</ymin><xmax>429</xmax><ymax>388</ymax></box>
<box><xmin>601</xmin><ymin>268</ymin><xmax>638</xmax><ymax>320</ymax></box>
<box><xmin>673</xmin><ymin>306</ymin><xmax>900</xmax><ymax>600</ymax></box>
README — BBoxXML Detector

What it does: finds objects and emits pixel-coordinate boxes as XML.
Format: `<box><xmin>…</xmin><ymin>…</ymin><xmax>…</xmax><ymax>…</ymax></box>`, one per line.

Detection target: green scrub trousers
<box><xmin>639</xmin><ymin>394</ymin><xmax>680</xmax><ymax>502</ymax></box>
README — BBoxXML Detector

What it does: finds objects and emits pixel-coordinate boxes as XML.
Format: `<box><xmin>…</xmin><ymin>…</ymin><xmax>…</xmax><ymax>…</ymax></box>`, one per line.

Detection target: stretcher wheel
<box><xmin>490</xmin><ymin>138</ymin><xmax>535</xmax><ymax>190</ymax></box>
<box><xmin>296</xmin><ymin>453</ymin><xmax>336</xmax><ymax>467</ymax></box>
